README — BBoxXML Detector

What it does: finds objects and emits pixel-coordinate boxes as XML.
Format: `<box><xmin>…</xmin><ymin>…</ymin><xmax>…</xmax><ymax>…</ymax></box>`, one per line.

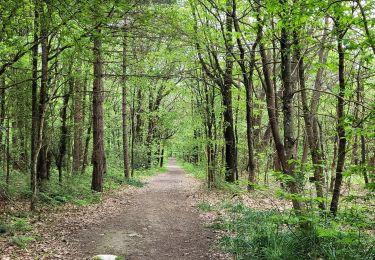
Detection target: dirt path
<box><xmin>73</xmin><ymin>158</ymin><xmax>227</xmax><ymax>260</ymax></box>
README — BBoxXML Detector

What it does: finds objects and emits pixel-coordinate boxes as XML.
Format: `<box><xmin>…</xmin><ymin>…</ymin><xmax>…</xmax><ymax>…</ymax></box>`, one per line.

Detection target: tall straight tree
<box><xmin>30</xmin><ymin>0</ymin><xmax>40</xmax><ymax>211</ymax></box>
<box><xmin>221</xmin><ymin>0</ymin><xmax>237</xmax><ymax>182</ymax></box>
<box><xmin>122</xmin><ymin>27</ymin><xmax>130</xmax><ymax>179</ymax></box>
<box><xmin>91</xmin><ymin>7</ymin><xmax>105</xmax><ymax>192</ymax></box>
<box><xmin>232</xmin><ymin>0</ymin><xmax>262</xmax><ymax>190</ymax></box>
<box><xmin>72</xmin><ymin>68</ymin><xmax>84</xmax><ymax>174</ymax></box>
<box><xmin>330</xmin><ymin>10</ymin><xmax>348</xmax><ymax>216</ymax></box>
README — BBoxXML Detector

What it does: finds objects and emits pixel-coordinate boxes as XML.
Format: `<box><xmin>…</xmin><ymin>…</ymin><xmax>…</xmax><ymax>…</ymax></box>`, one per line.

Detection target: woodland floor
<box><xmin>1</xmin><ymin>159</ymin><xmax>230</xmax><ymax>260</ymax></box>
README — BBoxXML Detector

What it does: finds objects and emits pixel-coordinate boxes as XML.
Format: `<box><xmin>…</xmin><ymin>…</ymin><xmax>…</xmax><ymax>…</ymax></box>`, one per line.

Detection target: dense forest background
<box><xmin>0</xmin><ymin>0</ymin><xmax>374</xmax><ymax>258</ymax></box>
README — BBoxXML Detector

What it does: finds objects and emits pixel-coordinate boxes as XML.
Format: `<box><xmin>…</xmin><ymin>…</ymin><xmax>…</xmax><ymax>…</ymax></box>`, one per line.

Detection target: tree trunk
<box><xmin>57</xmin><ymin>89</ymin><xmax>70</xmax><ymax>183</ymax></box>
<box><xmin>36</xmin><ymin>0</ymin><xmax>49</xmax><ymax>189</ymax></box>
<box><xmin>72</xmin><ymin>73</ymin><xmax>84</xmax><ymax>173</ymax></box>
<box><xmin>232</xmin><ymin>0</ymin><xmax>260</xmax><ymax>189</ymax></box>
<box><xmin>30</xmin><ymin>0</ymin><xmax>39</xmax><ymax>211</ymax></box>
<box><xmin>122</xmin><ymin>32</ymin><xmax>130</xmax><ymax>179</ymax></box>
<box><xmin>259</xmin><ymin>14</ymin><xmax>303</xmax><ymax>211</ymax></box>
<box><xmin>6</xmin><ymin>118</ymin><xmax>10</xmax><ymax>184</ymax></box>
<box><xmin>295</xmin><ymin>33</ymin><xmax>325</xmax><ymax>210</ymax></box>
<box><xmin>91</xmin><ymin>25</ymin><xmax>105</xmax><ymax>192</ymax></box>
<box><xmin>330</xmin><ymin>27</ymin><xmax>347</xmax><ymax>216</ymax></box>
<box><xmin>131</xmin><ymin>86</ymin><xmax>136</xmax><ymax>177</ymax></box>
<box><xmin>135</xmin><ymin>88</ymin><xmax>143</xmax><ymax>143</ymax></box>
<box><xmin>221</xmin><ymin>0</ymin><xmax>237</xmax><ymax>182</ymax></box>
<box><xmin>0</xmin><ymin>78</ymin><xmax>5</xmax><ymax>165</ymax></box>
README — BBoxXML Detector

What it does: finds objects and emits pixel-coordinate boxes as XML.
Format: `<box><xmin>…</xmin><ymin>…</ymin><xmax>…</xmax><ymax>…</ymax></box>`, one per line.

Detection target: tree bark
<box><xmin>330</xmin><ymin>26</ymin><xmax>347</xmax><ymax>216</ymax></box>
<box><xmin>259</xmin><ymin>9</ymin><xmax>303</xmax><ymax>210</ymax></box>
<box><xmin>91</xmin><ymin>24</ymin><xmax>105</xmax><ymax>192</ymax></box>
<box><xmin>30</xmin><ymin>0</ymin><xmax>40</xmax><ymax>211</ymax></box>
<box><xmin>232</xmin><ymin>0</ymin><xmax>260</xmax><ymax>189</ymax></box>
<box><xmin>72</xmin><ymin>71</ymin><xmax>84</xmax><ymax>173</ymax></box>
<box><xmin>36</xmin><ymin>0</ymin><xmax>50</xmax><ymax>189</ymax></box>
<box><xmin>122</xmin><ymin>32</ymin><xmax>130</xmax><ymax>179</ymax></box>
<box><xmin>57</xmin><ymin>88</ymin><xmax>70</xmax><ymax>183</ymax></box>
<box><xmin>221</xmin><ymin>0</ymin><xmax>237</xmax><ymax>182</ymax></box>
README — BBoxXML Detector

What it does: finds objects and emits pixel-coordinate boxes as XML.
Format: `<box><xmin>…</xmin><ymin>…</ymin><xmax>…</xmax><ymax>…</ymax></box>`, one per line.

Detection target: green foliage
<box><xmin>211</xmin><ymin>203</ymin><xmax>375</xmax><ymax>260</ymax></box>
<box><xmin>197</xmin><ymin>200</ymin><xmax>213</xmax><ymax>212</ymax></box>
<box><xmin>11</xmin><ymin>235</ymin><xmax>35</xmax><ymax>249</ymax></box>
<box><xmin>126</xmin><ymin>178</ymin><xmax>145</xmax><ymax>188</ymax></box>
<box><xmin>178</xmin><ymin>160</ymin><xmax>207</xmax><ymax>180</ymax></box>
<box><xmin>11</xmin><ymin>218</ymin><xmax>32</xmax><ymax>233</ymax></box>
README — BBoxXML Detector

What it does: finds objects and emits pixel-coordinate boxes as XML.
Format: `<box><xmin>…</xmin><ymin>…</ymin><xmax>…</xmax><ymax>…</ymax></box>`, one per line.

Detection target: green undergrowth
<box><xmin>0</xmin><ymin>215</ymin><xmax>39</xmax><ymax>248</ymax></box>
<box><xmin>208</xmin><ymin>202</ymin><xmax>374</xmax><ymax>260</ymax></box>
<box><xmin>178</xmin><ymin>160</ymin><xmax>207</xmax><ymax>180</ymax></box>
<box><xmin>0</xmin><ymin>165</ymin><xmax>165</xmax><ymax>208</ymax></box>
<box><xmin>178</xmin><ymin>160</ymin><xmax>252</xmax><ymax>194</ymax></box>
<box><xmin>180</xmin><ymin>161</ymin><xmax>374</xmax><ymax>259</ymax></box>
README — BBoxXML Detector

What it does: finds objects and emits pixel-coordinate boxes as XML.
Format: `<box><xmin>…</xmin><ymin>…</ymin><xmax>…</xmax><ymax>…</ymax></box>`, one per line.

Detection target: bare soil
<box><xmin>71</xmin><ymin>158</ymin><xmax>228</xmax><ymax>260</ymax></box>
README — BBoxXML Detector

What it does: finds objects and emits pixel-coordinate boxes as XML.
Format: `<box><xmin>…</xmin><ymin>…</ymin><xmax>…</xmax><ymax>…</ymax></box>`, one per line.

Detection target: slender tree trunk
<box><xmin>6</xmin><ymin>118</ymin><xmax>10</xmax><ymax>184</ymax></box>
<box><xmin>131</xmin><ymin>86</ymin><xmax>136</xmax><ymax>177</ymax></box>
<box><xmin>232</xmin><ymin>0</ymin><xmax>260</xmax><ymax>189</ymax></box>
<box><xmin>81</xmin><ymin>83</ymin><xmax>91</xmax><ymax>175</ymax></box>
<box><xmin>0</xmin><ymin>78</ymin><xmax>5</xmax><ymax>166</ymax></box>
<box><xmin>159</xmin><ymin>144</ymin><xmax>164</xmax><ymax>168</ymax></box>
<box><xmin>203</xmin><ymin>80</ymin><xmax>215</xmax><ymax>188</ymax></box>
<box><xmin>30</xmin><ymin>0</ymin><xmax>39</xmax><ymax>211</ymax></box>
<box><xmin>295</xmin><ymin>34</ymin><xmax>325</xmax><ymax>210</ymax></box>
<box><xmin>356</xmin><ymin>68</ymin><xmax>369</xmax><ymax>185</ymax></box>
<box><xmin>146</xmin><ymin>118</ymin><xmax>153</xmax><ymax>169</ymax></box>
<box><xmin>135</xmin><ymin>88</ymin><xmax>143</xmax><ymax>143</ymax></box>
<box><xmin>330</xmin><ymin>27</ymin><xmax>347</xmax><ymax>216</ymax></box>
<box><xmin>221</xmin><ymin>0</ymin><xmax>237</xmax><ymax>182</ymax></box>
<box><xmin>57</xmin><ymin>89</ymin><xmax>70</xmax><ymax>183</ymax></box>
<box><xmin>73</xmin><ymin>72</ymin><xmax>84</xmax><ymax>173</ymax></box>
<box><xmin>122</xmin><ymin>32</ymin><xmax>130</xmax><ymax>179</ymax></box>
<box><xmin>81</xmin><ymin>123</ymin><xmax>91</xmax><ymax>174</ymax></box>
<box><xmin>356</xmin><ymin>0</ymin><xmax>375</xmax><ymax>55</ymax></box>
<box><xmin>36</xmin><ymin>1</ymin><xmax>49</xmax><ymax>188</ymax></box>
<box><xmin>91</xmin><ymin>25</ymin><xmax>105</xmax><ymax>192</ymax></box>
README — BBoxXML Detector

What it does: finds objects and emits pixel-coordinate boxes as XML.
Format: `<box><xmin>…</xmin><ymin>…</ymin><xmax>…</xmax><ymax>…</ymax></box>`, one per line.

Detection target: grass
<box><xmin>197</xmin><ymin>200</ymin><xmax>214</xmax><ymax>212</ymax></box>
<box><xmin>208</xmin><ymin>202</ymin><xmax>375</xmax><ymax>260</ymax></box>
<box><xmin>11</xmin><ymin>235</ymin><xmax>36</xmax><ymax>248</ymax></box>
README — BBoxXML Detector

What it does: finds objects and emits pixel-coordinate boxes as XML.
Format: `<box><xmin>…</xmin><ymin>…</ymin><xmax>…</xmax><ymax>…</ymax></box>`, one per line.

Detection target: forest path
<box><xmin>74</xmin><ymin>158</ymin><xmax>226</xmax><ymax>260</ymax></box>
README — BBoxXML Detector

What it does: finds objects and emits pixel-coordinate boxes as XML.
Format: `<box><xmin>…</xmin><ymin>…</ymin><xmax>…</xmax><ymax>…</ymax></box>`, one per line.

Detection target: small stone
<box><xmin>92</xmin><ymin>255</ymin><xmax>118</xmax><ymax>260</ymax></box>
